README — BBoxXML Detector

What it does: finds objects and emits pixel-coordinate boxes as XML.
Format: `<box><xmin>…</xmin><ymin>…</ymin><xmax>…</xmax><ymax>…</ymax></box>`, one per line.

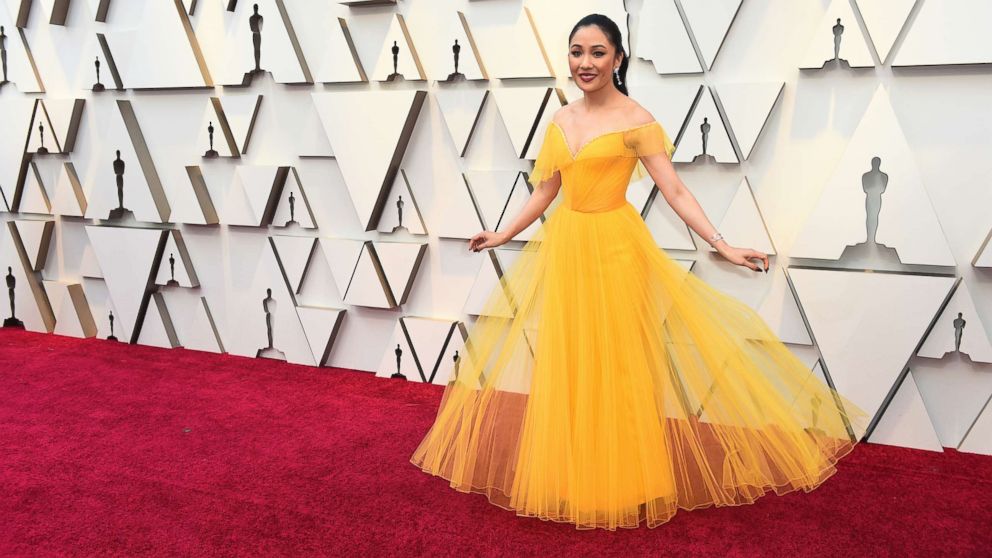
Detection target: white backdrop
<box><xmin>0</xmin><ymin>0</ymin><xmax>990</xmax><ymax>456</ymax></box>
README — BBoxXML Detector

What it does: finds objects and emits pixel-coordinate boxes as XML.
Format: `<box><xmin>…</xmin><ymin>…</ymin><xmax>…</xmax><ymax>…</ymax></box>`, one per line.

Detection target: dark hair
<box><xmin>568</xmin><ymin>14</ymin><xmax>629</xmax><ymax>96</ymax></box>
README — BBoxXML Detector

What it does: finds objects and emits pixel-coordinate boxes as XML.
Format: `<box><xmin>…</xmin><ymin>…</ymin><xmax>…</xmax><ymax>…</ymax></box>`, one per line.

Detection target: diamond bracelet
<box><xmin>708</xmin><ymin>232</ymin><xmax>724</xmax><ymax>245</ymax></box>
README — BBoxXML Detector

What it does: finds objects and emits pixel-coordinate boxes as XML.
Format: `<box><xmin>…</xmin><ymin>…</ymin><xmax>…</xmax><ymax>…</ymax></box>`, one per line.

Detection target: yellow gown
<box><xmin>410</xmin><ymin>119</ymin><xmax>870</xmax><ymax>530</ymax></box>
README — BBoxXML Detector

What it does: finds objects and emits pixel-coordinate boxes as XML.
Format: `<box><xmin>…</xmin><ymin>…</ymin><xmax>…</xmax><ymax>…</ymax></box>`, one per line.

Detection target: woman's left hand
<box><xmin>716</xmin><ymin>244</ymin><xmax>769</xmax><ymax>272</ymax></box>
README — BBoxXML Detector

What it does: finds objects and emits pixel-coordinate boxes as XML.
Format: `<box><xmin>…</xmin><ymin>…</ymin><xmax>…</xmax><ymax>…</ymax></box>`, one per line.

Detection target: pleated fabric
<box><xmin>410</xmin><ymin>119</ymin><xmax>870</xmax><ymax>530</ymax></box>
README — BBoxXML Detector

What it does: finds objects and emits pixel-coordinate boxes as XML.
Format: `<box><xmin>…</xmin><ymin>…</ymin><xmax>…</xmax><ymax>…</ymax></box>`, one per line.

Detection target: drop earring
<box><xmin>613</xmin><ymin>67</ymin><xmax>622</xmax><ymax>86</ymax></box>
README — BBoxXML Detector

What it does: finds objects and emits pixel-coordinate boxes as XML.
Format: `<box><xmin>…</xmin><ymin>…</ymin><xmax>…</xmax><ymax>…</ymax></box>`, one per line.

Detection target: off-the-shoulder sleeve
<box><xmin>624</xmin><ymin>121</ymin><xmax>676</xmax><ymax>183</ymax></box>
<box><xmin>526</xmin><ymin>124</ymin><xmax>559</xmax><ymax>188</ymax></box>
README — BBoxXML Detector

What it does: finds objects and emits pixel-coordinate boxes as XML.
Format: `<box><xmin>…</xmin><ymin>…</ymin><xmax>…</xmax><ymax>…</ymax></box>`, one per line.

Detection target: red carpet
<box><xmin>1</xmin><ymin>328</ymin><xmax>989</xmax><ymax>557</ymax></box>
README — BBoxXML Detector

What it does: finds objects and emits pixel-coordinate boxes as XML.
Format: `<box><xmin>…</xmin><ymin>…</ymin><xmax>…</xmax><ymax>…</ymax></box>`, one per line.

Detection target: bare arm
<box><xmin>469</xmin><ymin>171</ymin><xmax>560</xmax><ymax>252</ymax></box>
<box><xmin>498</xmin><ymin>173</ymin><xmax>561</xmax><ymax>241</ymax></box>
<box><xmin>639</xmin><ymin>151</ymin><xmax>769</xmax><ymax>272</ymax></box>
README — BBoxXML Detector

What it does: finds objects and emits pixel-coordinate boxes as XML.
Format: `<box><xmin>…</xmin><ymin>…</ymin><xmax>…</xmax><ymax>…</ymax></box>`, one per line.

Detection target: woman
<box><xmin>410</xmin><ymin>13</ymin><xmax>869</xmax><ymax>531</ymax></box>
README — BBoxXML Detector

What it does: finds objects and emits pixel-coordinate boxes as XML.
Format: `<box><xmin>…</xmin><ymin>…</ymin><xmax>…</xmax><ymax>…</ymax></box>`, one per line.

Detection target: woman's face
<box><xmin>568</xmin><ymin>25</ymin><xmax>620</xmax><ymax>92</ymax></box>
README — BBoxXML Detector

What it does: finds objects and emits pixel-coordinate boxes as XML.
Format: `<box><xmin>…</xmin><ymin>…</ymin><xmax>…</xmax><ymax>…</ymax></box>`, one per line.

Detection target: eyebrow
<box><xmin>570</xmin><ymin>44</ymin><xmax>606</xmax><ymax>48</ymax></box>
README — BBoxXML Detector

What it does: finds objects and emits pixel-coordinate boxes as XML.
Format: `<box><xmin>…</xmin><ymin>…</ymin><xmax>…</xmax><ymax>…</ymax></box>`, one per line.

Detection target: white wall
<box><xmin>1</xmin><ymin>0</ymin><xmax>991</xmax><ymax>454</ymax></box>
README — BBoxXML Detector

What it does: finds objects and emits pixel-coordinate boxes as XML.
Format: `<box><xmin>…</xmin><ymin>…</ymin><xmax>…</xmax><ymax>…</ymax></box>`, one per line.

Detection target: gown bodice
<box><xmin>528</xmin><ymin>120</ymin><xmax>677</xmax><ymax>213</ymax></box>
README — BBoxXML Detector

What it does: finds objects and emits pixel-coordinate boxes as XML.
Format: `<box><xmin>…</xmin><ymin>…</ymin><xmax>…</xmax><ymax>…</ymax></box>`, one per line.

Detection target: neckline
<box><xmin>551</xmin><ymin>120</ymin><xmax>658</xmax><ymax>160</ymax></box>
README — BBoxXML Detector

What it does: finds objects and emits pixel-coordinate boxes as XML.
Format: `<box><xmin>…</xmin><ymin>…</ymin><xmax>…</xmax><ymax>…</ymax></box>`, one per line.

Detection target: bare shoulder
<box><xmin>623</xmin><ymin>100</ymin><xmax>655</xmax><ymax>126</ymax></box>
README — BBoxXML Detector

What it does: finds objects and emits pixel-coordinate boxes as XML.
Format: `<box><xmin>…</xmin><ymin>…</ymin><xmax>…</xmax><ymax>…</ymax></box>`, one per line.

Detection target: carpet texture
<box><xmin>1</xmin><ymin>329</ymin><xmax>989</xmax><ymax>557</ymax></box>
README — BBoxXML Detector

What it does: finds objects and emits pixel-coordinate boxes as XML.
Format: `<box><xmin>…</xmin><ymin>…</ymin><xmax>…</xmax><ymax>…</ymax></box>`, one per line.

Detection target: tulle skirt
<box><xmin>410</xmin><ymin>200</ymin><xmax>870</xmax><ymax>530</ymax></box>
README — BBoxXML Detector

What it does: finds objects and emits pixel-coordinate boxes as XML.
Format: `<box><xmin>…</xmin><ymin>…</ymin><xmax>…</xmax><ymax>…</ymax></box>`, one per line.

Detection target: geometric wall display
<box><xmin>371</xmin><ymin>14</ymin><xmax>426</xmax><ymax>82</ymax></box>
<box><xmin>27</xmin><ymin>99</ymin><xmax>60</xmax><ymax>155</ymax></box>
<box><xmin>798</xmin><ymin>0</ymin><xmax>875</xmax><ymax>70</ymax></box>
<box><xmin>311</xmin><ymin>89</ymin><xmax>427</xmax><ymax>231</ymax></box>
<box><xmin>191</xmin><ymin>0</ymin><xmax>312</xmax><ymax>86</ymax></box>
<box><xmin>640</xmin><ymin>188</ymin><xmax>696</xmax><ymax>252</ymax></box>
<box><xmin>222</xmin><ymin>232</ymin><xmax>315</xmax><ymax>366</ymax></box>
<box><xmin>855</xmin><ymin>0</ymin><xmax>916</xmax><ymax>64</ymax></box>
<box><xmin>468</xmin><ymin>5</ymin><xmax>553</xmax><ymax>79</ymax></box>
<box><xmin>368</xmin><ymin>239</ymin><xmax>428</xmax><ymax>307</ymax></box>
<box><xmin>104</xmin><ymin>1</ymin><xmax>209</xmax><ymax>89</ymax></box>
<box><xmin>20</xmin><ymin>2</ymin><xmax>105</xmax><ymax>91</ymax></box>
<box><xmin>0</xmin><ymin>222</ymin><xmax>55</xmax><ymax>333</ymax></box>
<box><xmin>678</xmin><ymin>0</ymin><xmax>743</xmax><ymax>71</ymax></box>
<box><xmin>43</xmin><ymin>280</ymin><xmax>98</xmax><ymax>338</ymax></box>
<box><xmin>220</xmin><ymin>166</ymin><xmax>272</xmax><ymax>226</ymax></box>
<box><xmin>340</xmin><ymin>1</ymin><xmax>398</xmax><ymax>5</ymax></box>
<box><xmin>296</xmin><ymin>305</ymin><xmax>346</xmax><ymax>367</ymax></box>
<box><xmin>317</xmin><ymin>237</ymin><xmax>366</xmax><ymax>302</ymax></box>
<box><xmin>82</xmin><ymin>100</ymin><xmax>170</xmax><ymax>224</ymax></box>
<box><xmin>435</xmin><ymin>171</ymin><xmax>497</xmax><ymax>241</ymax></box>
<box><xmin>434</xmin><ymin>87</ymin><xmax>488</xmax><ymax>157</ymax></box>
<box><xmin>375</xmin><ymin>169</ymin><xmax>428</xmax><ymax>235</ymax></box>
<box><xmin>84</xmin><ymin>225</ymin><xmax>166</xmax><ymax>343</ymax></box>
<box><xmin>491</xmin><ymin>86</ymin><xmax>558</xmax><ymax>160</ymax></box>
<box><xmin>136</xmin><ymin>292</ymin><xmax>181</xmax><ymax>349</ymax></box>
<box><xmin>635</xmin><ymin>0</ymin><xmax>702</xmax><ymax>74</ymax></box>
<box><xmin>790</xmin><ymin>85</ymin><xmax>955</xmax><ymax>266</ymax></box>
<box><xmin>0</xmin><ymin>7</ymin><xmax>43</xmax><ymax>92</ymax></box>
<box><xmin>228</xmin><ymin>165</ymin><xmax>289</xmax><ymax>227</ymax></box>
<box><xmin>700</xmin><ymin>178</ymin><xmax>776</xmax><ymax>255</ymax></box>
<box><xmin>433</xmin><ymin>321</ymin><xmax>481</xmax><ymax>387</ymax></box>
<box><xmin>182</xmin><ymin>166</ymin><xmax>220</xmax><ymax>225</ymax></box>
<box><xmin>524</xmin><ymin>89</ymin><xmax>566</xmax><ymax>163</ymax></box>
<box><xmin>671</xmin><ymin>86</ymin><xmax>738</xmax><ymax>163</ymax></box>
<box><xmin>423</xmin><ymin>11</ymin><xmax>487</xmax><ymax>82</ymax></box>
<box><xmin>756</xmin><ymin>268</ymin><xmax>814</xmax><ymax>346</ymax></box>
<box><xmin>893</xmin><ymin>0</ymin><xmax>992</xmax><ymax>67</ymax></box>
<box><xmin>302</xmin><ymin>12</ymin><xmax>367</xmax><ymax>84</ymax></box>
<box><xmin>375</xmin><ymin>316</ymin><xmax>459</xmax><ymax>383</ymax></box>
<box><xmin>866</xmin><ymin>370</ymin><xmax>944</xmax><ymax>452</ymax></box>
<box><xmin>196</xmin><ymin>98</ymin><xmax>239</xmax><ymax>159</ymax></box>
<box><xmin>50</xmin><ymin>162</ymin><xmax>87</xmax><ymax>217</ymax></box>
<box><xmin>958</xmin><ymin>398</ymin><xmax>992</xmax><ymax>456</ymax></box>
<box><xmin>79</xmin><ymin>278</ymin><xmax>117</xmax><ymax>340</ymax></box>
<box><xmin>0</xmin><ymin>0</ymin><xmax>988</xmax><ymax>464</ymax></box>
<box><xmin>11</xmin><ymin>219</ymin><xmax>54</xmax><ymax>272</ymax></box>
<box><xmin>39</xmin><ymin>98</ymin><xmax>85</xmax><ymax>153</ymax></box>
<box><xmin>914</xmin><ymin>364</ymin><xmax>992</xmax><ymax>449</ymax></box>
<box><xmin>918</xmin><ymin>280</ymin><xmax>992</xmax><ymax>363</ymax></box>
<box><xmin>17</xmin><ymin>162</ymin><xmax>52</xmax><ymax>215</ymax></box>
<box><xmin>461</xmin><ymin>248</ymin><xmax>523</xmax><ymax>318</ymax></box>
<box><xmin>94</xmin><ymin>32</ymin><xmax>125</xmax><ymax>91</ymax></box>
<box><xmin>210</xmin><ymin>94</ymin><xmax>263</xmax><ymax>156</ymax></box>
<box><xmin>0</xmin><ymin>94</ymin><xmax>34</xmax><ymax>210</ymax></box>
<box><xmin>715</xmin><ymin>82</ymin><xmax>784</xmax><ymax>160</ymax></box>
<box><xmin>376</xmin><ymin>317</ymin><xmax>428</xmax><ymax>383</ymax></box>
<box><xmin>496</xmin><ymin>173</ymin><xmax>544</xmax><ymax>242</ymax></box>
<box><xmin>343</xmin><ymin>241</ymin><xmax>427</xmax><ymax>309</ymax></box>
<box><xmin>787</xmin><ymin>267</ymin><xmax>955</xmax><ymax>435</ymax></box>
<box><xmin>342</xmin><ymin>244</ymin><xmax>395</xmax><ymax>307</ymax></box>
<box><xmin>270</xmin><ymin>235</ymin><xmax>317</xmax><ymax>295</ymax></box>
<box><xmin>154</xmin><ymin>230</ymin><xmax>199</xmax><ymax>289</ymax></box>
<box><xmin>272</xmin><ymin>167</ymin><xmax>316</xmax><ymax>230</ymax></box>
<box><xmin>974</xmin><ymin>227</ymin><xmax>992</xmax><ymax>268</ymax></box>
<box><xmin>465</xmin><ymin>170</ymin><xmax>530</xmax><ymax>241</ymax></box>
<box><xmin>160</xmin><ymin>290</ymin><xmax>225</xmax><ymax>354</ymax></box>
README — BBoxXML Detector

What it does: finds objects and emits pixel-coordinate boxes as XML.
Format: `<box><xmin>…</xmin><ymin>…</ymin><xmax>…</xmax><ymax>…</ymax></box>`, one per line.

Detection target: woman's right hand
<box><xmin>468</xmin><ymin>230</ymin><xmax>509</xmax><ymax>252</ymax></box>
